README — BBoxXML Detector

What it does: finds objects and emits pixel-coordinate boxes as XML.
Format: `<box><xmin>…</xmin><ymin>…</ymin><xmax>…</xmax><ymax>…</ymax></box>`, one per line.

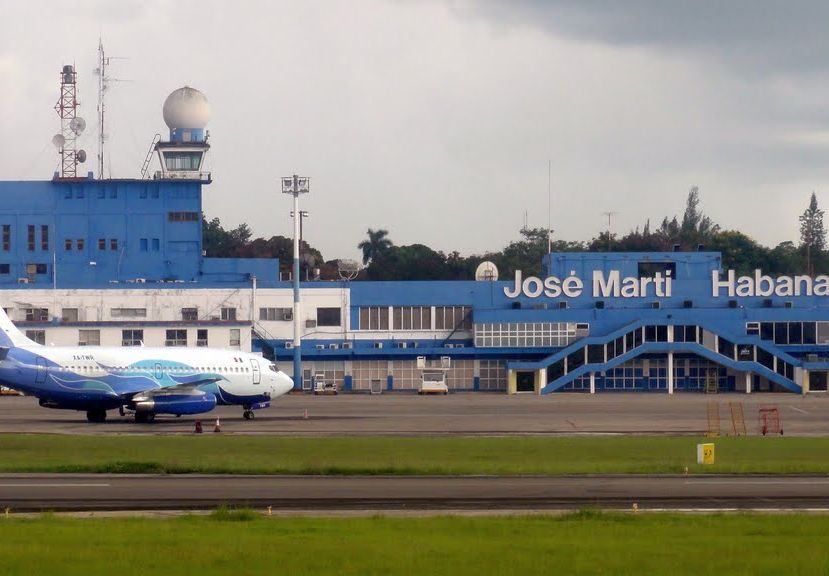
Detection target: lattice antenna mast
<box><xmin>54</xmin><ymin>65</ymin><xmax>80</xmax><ymax>178</ymax></box>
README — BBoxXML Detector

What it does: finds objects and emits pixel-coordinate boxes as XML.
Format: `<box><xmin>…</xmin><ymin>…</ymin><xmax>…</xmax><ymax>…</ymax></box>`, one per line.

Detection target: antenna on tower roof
<box><xmin>95</xmin><ymin>38</ymin><xmax>127</xmax><ymax>179</ymax></box>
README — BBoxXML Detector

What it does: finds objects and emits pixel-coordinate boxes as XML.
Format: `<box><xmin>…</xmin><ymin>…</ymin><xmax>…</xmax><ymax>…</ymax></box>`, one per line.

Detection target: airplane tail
<box><xmin>0</xmin><ymin>307</ymin><xmax>39</xmax><ymax>348</ymax></box>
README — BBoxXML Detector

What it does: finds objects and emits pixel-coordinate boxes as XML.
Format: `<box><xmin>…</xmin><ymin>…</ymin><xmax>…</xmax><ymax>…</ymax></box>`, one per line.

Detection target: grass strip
<box><xmin>0</xmin><ymin>435</ymin><xmax>828</xmax><ymax>475</ymax></box>
<box><xmin>0</xmin><ymin>511</ymin><xmax>827</xmax><ymax>575</ymax></box>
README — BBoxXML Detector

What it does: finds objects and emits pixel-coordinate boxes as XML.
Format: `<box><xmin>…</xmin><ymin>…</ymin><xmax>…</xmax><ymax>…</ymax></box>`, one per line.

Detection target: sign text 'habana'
<box><xmin>504</xmin><ymin>269</ymin><xmax>829</xmax><ymax>299</ymax></box>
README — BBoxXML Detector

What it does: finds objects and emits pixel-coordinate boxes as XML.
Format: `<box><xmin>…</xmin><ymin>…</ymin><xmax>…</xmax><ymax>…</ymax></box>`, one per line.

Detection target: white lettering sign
<box><xmin>503</xmin><ymin>269</ymin><xmax>829</xmax><ymax>299</ymax></box>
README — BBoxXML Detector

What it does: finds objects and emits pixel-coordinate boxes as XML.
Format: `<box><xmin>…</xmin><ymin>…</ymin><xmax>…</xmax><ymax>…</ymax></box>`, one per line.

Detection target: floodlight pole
<box><xmin>283</xmin><ymin>175</ymin><xmax>309</xmax><ymax>391</ymax></box>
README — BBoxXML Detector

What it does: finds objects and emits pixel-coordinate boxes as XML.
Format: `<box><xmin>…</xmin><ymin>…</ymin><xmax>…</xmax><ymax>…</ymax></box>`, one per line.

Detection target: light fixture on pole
<box><xmin>282</xmin><ymin>175</ymin><xmax>309</xmax><ymax>390</ymax></box>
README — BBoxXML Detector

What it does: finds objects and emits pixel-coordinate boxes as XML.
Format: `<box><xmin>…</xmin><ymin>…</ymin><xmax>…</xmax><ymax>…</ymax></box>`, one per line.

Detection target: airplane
<box><xmin>0</xmin><ymin>307</ymin><xmax>294</xmax><ymax>423</ymax></box>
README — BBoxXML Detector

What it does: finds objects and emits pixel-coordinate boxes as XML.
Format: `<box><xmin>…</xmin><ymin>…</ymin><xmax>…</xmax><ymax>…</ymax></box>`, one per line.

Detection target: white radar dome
<box><xmin>162</xmin><ymin>86</ymin><xmax>211</xmax><ymax>130</ymax></box>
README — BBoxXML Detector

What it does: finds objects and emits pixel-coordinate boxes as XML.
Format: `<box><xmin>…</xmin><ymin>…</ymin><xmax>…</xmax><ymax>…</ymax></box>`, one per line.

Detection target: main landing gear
<box><xmin>134</xmin><ymin>411</ymin><xmax>156</xmax><ymax>423</ymax></box>
<box><xmin>86</xmin><ymin>409</ymin><xmax>107</xmax><ymax>423</ymax></box>
<box><xmin>243</xmin><ymin>408</ymin><xmax>255</xmax><ymax>420</ymax></box>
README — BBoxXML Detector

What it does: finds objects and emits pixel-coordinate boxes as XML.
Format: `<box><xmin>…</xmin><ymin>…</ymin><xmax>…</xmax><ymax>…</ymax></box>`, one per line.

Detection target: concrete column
<box><xmin>667</xmin><ymin>352</ymin><xmax>674</xmax><ymax>395</ymax></box>
<box><xmin>589</xmin><ymin>371</ymin><xmax>595</xmax><ymax>394</ymax></box>
<box><xmin>536</xmin><ymin>368</ymin><xmax>546</xmax><ymax>395</ymax></box>
<box><xmin>802</xmin><ymin>370</ymin><xmax>809</xmax><ymax>395</ymax></box>
<box><xmin>745</xmin><ymin>371</ymin><xmax>751</xmax><ymax>394</ymax></box>
<box><xmin>507</xmin><ymin>369</ymin><xmax>517</xmax><ymax>394</ymax></box>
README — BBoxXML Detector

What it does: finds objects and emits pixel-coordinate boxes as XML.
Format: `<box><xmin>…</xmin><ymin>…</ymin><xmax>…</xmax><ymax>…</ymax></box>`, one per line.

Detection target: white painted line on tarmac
<box><xmin>789</xmin><ymin>405</ymin><xmax>809</xmax><ymax>415</ymax></box>
<box><xmin>0</xmin><ymin>483</ymin><xmax>110</xmax><ymax>488</ymax></box>
<box><xmin>685</xmin><ymin>480</ymin><xmax>829</xmax><ymax>485</ymax></box>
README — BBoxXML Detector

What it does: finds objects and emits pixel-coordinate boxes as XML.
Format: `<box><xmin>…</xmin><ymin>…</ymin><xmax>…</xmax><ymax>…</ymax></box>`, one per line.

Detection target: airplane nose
<box><xmin>275</xmin><ymin>372</ymin><xmax>294</xmax><ymax>396</ymax></box>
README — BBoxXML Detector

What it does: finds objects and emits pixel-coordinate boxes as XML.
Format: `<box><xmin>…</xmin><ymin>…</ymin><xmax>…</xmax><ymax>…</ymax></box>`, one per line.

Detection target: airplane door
<box><xmin>154</xmin><ymin>363</ymin><xmax>163</xmax><ymax>380</ymax></box>
<box><xmin>35</xmin><ymin>357</ymin><xmax>47</xmax><ymax>384</ymax></box>
<box><xmin>251</xmin><ymin>359</ymin><xmax>260</xmax><ymax>385</ymax></box>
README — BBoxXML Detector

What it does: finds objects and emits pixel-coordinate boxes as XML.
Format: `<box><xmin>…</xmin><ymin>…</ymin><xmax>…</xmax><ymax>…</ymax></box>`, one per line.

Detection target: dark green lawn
<box><xmin>0</xmin><ymin>435</ymin><xmax>827</xmax><ymax>474</ymax></box>
<box><xmin>0</xmin><ymin>511</ymin><xmax>827</xmax><ymax>575</ymax></box>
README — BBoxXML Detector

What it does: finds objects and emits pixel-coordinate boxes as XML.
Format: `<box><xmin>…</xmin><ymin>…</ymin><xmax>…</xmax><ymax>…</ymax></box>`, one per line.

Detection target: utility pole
<box><xmin>282</xmin><ymin>175</ymin><xmax>310</xmax><ymax>390</ymax></box>
<box><xmin>602</xmin><ymin>211</ymin><xmax>618</xmax><ymax>252</ymax></box>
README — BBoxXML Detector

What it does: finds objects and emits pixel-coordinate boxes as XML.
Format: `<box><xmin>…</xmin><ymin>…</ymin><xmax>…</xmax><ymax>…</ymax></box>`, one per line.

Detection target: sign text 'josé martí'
<box><xmin>504</xmin><ymin>270</ymin><xmax>829</xmax><ymax>299</ymax></box>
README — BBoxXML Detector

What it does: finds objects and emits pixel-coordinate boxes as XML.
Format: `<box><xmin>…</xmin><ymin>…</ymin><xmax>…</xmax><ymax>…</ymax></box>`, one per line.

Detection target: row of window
<box><xmin>64</xmin><ymin>187</ymin><xmax>122</xmax><ymax>199</ymax></box>
<box><xmin>475</xmin><ymin>322</ymin><xmax>587</xmax><ymax>348</ymax></box>
<box><xmin>4</xmin><ymin>263</ymin><xmax>50</xmax><ymax>276</ymax></box>
<box><xmin>357</xmin><ymin>306</ymin><xmax>472</xmax><ymax>331</ymax></box>
<box><xmin>24</xmin><ymin>328</ymin><xmax>241</xmax><ymax>348</ymax></box>
<box><xmin>63</xmin><ymin>187</ymin><xmax>197</xmax><ymax>200</ymax></box>
<box><xmin>548</xmin><ymin>325</ymin><xmax>699</xmax><ymax>379</ymax></box>
<box><xmin>260</xmin><ymin>307</ymin><xmax>341</xmax><ymax>327</ymax></box>
<box><xmin>18</xmin><ymin>307</ymin><xmax>239</xmax><ymax>322</ymax></box>
<box><xmin>168</xmin><ymin>212</ymin><xmax>199</xmax><ymax>222</ymax></box>
<box><xmin>746</xmin><ymin>321</ymin><xmax>829</xmax><ymax>345</ymax></box>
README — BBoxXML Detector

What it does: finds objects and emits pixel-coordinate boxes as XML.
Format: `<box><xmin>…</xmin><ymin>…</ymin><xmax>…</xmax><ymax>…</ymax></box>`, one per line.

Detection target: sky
<box><xmin>1</xmin><ymin>0</ymin><xmax>829</xmax><ymax>262</ymax></box>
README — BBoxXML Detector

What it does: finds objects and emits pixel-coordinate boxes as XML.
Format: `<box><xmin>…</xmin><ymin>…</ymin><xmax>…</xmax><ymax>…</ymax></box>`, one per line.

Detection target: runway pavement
<box><xmin>0</xmin><ymin>392</ymin><xmax>827</xmax><ymax>435</ymax></box>
<box><xmin>1</xmin><ymin>474</ymin><xmax>829</xmax><ymax>512</ymax></box>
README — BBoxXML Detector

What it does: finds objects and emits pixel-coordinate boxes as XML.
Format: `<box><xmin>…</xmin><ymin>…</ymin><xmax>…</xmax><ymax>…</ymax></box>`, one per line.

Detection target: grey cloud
<box><xmin>459</xmin><ymin>1</ymin><xmax>829</xmax><ymax>75</ymax></box>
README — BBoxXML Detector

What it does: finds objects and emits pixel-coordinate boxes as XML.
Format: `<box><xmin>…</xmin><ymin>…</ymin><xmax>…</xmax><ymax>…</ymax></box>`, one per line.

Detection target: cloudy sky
<box><xmin>2</xmin><ymin>0</ymin><xmax>829</xmax><ymax>261</ymax></box>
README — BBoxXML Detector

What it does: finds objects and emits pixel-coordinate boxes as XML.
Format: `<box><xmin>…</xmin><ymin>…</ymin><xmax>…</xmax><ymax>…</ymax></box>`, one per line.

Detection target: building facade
<box><xmin>5</xmin><ymin>85</ymin><xmax>827</xmax><ymax>395</ymax></box>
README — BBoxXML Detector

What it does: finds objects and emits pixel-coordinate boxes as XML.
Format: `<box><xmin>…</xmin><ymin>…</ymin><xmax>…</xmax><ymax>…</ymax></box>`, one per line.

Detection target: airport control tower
<box><xmin>154</xmin><ymin>86</ymin><xmax>211</xmax><ymax>181</ymax></box>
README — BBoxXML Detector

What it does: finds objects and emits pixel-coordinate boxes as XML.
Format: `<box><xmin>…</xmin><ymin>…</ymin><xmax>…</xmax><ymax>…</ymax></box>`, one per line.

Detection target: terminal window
<box><xmin>61</xmin><ymin>308</ymin><xmax>79</xmax><ymax>322</ymax></box>
<box><xmin>25</xmin><ymin>330</ymin><xmax>45</xmax><ymax>345</ymax></box>
<box><xmin>77</xmin><ymin>239</ymin><xmax>84</xmax><ymax>251</ymax></box>
<box><xmin>435</xmin><ymin>306</ymin><xmax>472</xmax><ymax>331</ymax></box>
<box><xmin>98</xmin><ymin>238</ymin><xmax>106</xmax><ymax>251</ymax></box>
<box><xmin>0</xmin><ymin>264</ymin><xmax>8</xmax><ymax>274</ymax></box>
<box><xmin>78</xmin><ymin>330</ymin><xmax>100</xmax><ymax>347</ymax></box>
<box><xmin>229</xmin><ymin>328</ymin><xmax>241</xmax><ymax>347</ymax></box>
<box><xmin>181</xmin><ymin>308</ymin><xmax>198</xmax><ymax>321</ymax></box>
<box><xmin>221</xmin><ymin>307</ymin><xmax>237</xmax><ymax>321</ymax></box>
<box><xmin>65</xmin><ymin>239</ymin><xmax>72</xmax><ymax>251</ymax></box>
<box><xmin>41</xmin><ymin>225</ymin><xmax>48</xmax><ymax>251</ymax></box>
<box><xmin>168</xmin><ymin>212</ymin><xmax>199</xmax><ymax>222</ymax></box>
<box><xmin>196</xmin><ymin>329</ymin><xmax>208</xmax><ymax>347</ymax></box>
<box><xmin>392</xmin><ymin>306</ymin><xmax>430</xmax><ymax>330</ymax></box>
<box><xmin>750</xmin><ymin>321</ymin><xmax>824</xmax><ymax>345</ymax></box>
<box><xmin>317</xmin><ymin>307</ymin><xmax>342</xmax><ymax>327</ymax></box>
<box><xmin>27</xmin><ymin>225</ymin><xmax>34</xmax><ymax>251</ymax></box>
<box><xmin>358</xmin><ymin>307</ymin><xmax>389</xmax><ymax>330</ymax></box>
<box><xmin>165</xmin><ymin>330</ymin><xmax>187</xmax><ymax>347</ymax></box>
<box><xmin>24</xmin><ymin>308</ymin><xmax>49</xmax><ymax>322</ymax></box>
<box><xmin>3</xmin><ymin>225</ymin><xmax>10</xmax><ymax>251</ymax></box>
<box><xmin>122</xmin><ymin>329</ymin><xmax>143</xmax><ymax>346</ymax></box>
<box><xmin>474</xmin><ymin>322</ymin><xmax>580</xmax><ymax>348</ymax></box>
<box><xmin>260</xmin><ymin>307</ymin><xmax>292</xmax><ymax>321</ymax></box>
<box><xmin>111</xmin><ymin>308</ymin><xmax>147</xmax><ymax>318</ymax></box>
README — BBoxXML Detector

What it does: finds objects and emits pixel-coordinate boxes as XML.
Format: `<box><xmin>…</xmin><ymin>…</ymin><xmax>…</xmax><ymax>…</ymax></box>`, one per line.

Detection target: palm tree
<box><xmin>358</xmin><ymin>228</ymin><xmax>393</xmax><ymax>265</ymax></box>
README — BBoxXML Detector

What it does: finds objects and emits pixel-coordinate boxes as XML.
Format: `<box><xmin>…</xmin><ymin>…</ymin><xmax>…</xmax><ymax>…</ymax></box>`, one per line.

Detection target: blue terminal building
<box><xmin>3</xmin><ymin>85</ymin><xmax>828</xmax><ymax>395</ymax></box>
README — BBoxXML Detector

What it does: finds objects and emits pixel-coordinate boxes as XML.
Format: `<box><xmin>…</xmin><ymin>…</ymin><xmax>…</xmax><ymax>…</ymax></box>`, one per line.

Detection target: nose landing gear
<box><xmin>243</xmin><ymin>407</ymin><xmax>255</xmax><ymax>420</ymax></box>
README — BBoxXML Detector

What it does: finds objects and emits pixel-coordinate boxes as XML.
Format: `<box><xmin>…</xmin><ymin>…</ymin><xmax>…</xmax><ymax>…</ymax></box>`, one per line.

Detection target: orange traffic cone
<box><xmin>213</xmin><ymin>418</ymin><xmax>221</xmax><ymax>433</ymax></box>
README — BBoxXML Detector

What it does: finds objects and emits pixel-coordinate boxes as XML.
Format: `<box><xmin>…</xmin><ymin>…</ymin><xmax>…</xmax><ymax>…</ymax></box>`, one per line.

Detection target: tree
<box><xmin>678</xmin><ymin>186</ymin><xmax>719</xmax><ymax>248</ymax></box>
<box><xmin>358</xmin><ymin>228</ymin><xmax>393</xmax><ymax>265</ymax></box>
<box><xmin>799</xmin><ymin>192</ymin><xmax>826</xmax><ymax>274</ymax></box>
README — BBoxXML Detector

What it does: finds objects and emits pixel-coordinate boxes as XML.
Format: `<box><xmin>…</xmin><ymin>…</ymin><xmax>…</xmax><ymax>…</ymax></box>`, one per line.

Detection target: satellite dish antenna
<box><xmin>51</xmin><ymin>134</ymin><xmax>65</xmax><ymax>148</ymax></box>
<box><xmin>76</xmin><ymin>150</ymin><xmax>87</xmax><ymax>163</ymax></box>
<box><xmin>69</xmin><ymin>117</ymin><xmax>86</xmax><ymax>135</ymax></box>
<box><xmin>475</xmin><ymin>261</ymin><xmax>499</xmax><ymax>281</ymax></box>
<box><xmin>337</xmin><ymin>259</ymin><xmax>360</xmax><ymax>281</ymax></box>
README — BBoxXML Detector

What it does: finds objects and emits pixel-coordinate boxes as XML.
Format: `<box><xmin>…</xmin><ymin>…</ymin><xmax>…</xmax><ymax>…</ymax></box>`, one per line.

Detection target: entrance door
<box><xmin>250</xmin><ymin>359</ymin><xmax>260</xmax><ymax>385</ymax></box>
<box><xmin>35</xmin><ymin>357</ymin><xmax>47</xmax><ymax>384</ymax></box>
<box><xmin>516</xmin><ymin>371</ymin><xmax>535</xmax><ymax>393</ymax></box>
<box><xmin>811</xmin><ymin>371</ymin><xmax>828</xmax><ymax>392</ymax></box>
